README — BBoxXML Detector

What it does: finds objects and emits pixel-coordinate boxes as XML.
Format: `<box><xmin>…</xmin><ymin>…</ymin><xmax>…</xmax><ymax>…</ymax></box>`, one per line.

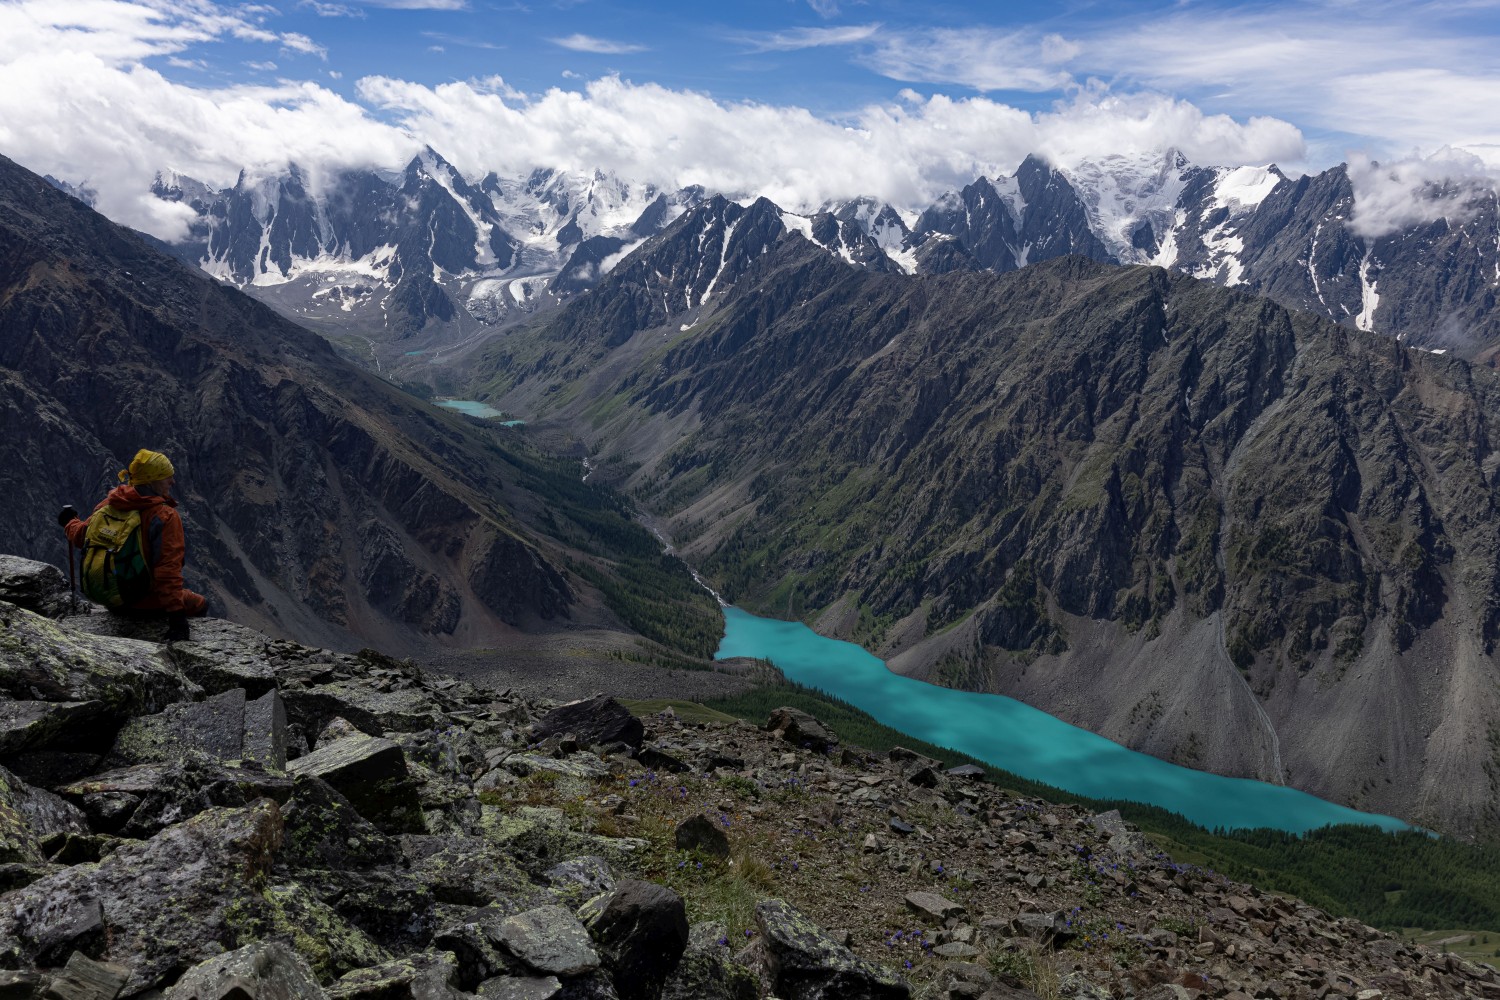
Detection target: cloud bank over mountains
<box><xmin>1</xmin><ymin>0</ymin><xmax>1496</xmax><ymax>242</ymax></box>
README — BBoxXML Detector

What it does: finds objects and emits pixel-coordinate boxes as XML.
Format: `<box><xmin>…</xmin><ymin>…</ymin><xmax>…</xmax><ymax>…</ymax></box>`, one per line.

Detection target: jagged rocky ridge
<box><xmin>1</xmin><ymin>557</ymin><xmax>1495</xmax><ymax>1000</ymax></box>
<box><xmin>122</xmin><ymin>149</ymin><xmax>1500</xmax><ymax>363</ymax></box>
<box><xmin>0</xmin><ymin>152</ymin><xmax>717</xmax><ymax>655</ymax></box>
<box><xmin>473</xmin><ymin>243</ymin><xmax>1500</xmax><ymax>835</ymax></box>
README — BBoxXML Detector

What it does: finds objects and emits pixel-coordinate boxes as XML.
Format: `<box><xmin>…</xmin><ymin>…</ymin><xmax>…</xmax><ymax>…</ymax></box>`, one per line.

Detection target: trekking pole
<box><xmin>59</xmin><ymin>505</ymin><xmax>79</xmax><ymax>615</ymax></box>
<box><xmin>66</xmin><ymin>531</ymin><xmax>77</xmax><ymax>614</ymax></box>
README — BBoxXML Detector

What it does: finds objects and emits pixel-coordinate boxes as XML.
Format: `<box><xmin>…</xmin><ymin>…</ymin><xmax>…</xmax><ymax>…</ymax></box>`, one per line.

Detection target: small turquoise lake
<box><xmin>715</xmin><ymin>606</ymin><xmax>1408</xmax><ymax>835</ymax></box>
<box><xmin>437</xmin><ymin>399</ymin><xmax>503</xmax><ymax>418</ymax></box>
<box><xmin>437</xmin><ymin>400</ymin><xmax>524</xmax><ymax>426</ymax></box>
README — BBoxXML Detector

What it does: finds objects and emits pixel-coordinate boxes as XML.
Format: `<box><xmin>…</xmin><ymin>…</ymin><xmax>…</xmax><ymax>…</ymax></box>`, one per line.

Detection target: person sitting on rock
<box><xmin>59</xmin><ymin>448</ymin><xmax>207</xmax><ymax>640</ymax></box>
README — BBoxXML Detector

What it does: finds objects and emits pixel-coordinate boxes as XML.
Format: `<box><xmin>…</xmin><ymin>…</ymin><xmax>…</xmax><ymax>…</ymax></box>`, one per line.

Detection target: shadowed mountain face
<box><xmin>474</xmin><ymin>234</ymin><xmax>1500</xmax><ymax>834</ymax></box>
<box><xmin>0</xmin><ymin>153</ymin><xmax>719</xmax><ymax>656</ymax></box>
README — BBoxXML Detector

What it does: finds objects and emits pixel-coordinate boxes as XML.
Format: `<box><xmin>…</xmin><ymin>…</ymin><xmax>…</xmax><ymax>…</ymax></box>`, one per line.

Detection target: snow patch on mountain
<box><xmin>1061</xmin><ymin>150</ymin><xmax>1190</xmax><ymax>264</ymax></box>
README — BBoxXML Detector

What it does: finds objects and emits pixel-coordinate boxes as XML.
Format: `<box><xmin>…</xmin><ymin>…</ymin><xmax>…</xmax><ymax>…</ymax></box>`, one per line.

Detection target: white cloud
<box><xmin>741</xmin><ymin>24</ymin><xmax>880</xmax><ymax>52</ymax></box>
<box><xmin>347</xmin><ymin>0</ymin><xmax>467</xmax><ymax>8</ymax></box>
<box><xmin>299</xmin><ymin>1</ymin><xmax>363</xmax><ymax>15</ymax></box>
<box><xmin>1076</xmin><ymin>2</ymin><xmax>1500</xmax><ymax>161</ymax></box>
<box><xmin>549</xmin><ymin>34</ymin><xmax>647</xmax><ymax>55</ymax></box>
<box><xmin>354</xmin><ymin>75</ymin><xmax>1303</xmax><ymax>216</ymax></box>
<box><xmin>806</xmin><ymin>0</ymin><xmax>839</xmax><ymax>16</ymax></box>
<box><xmin>860</xmin><ymin>27</ymin><xmax>1077</xmax><ymax>92</ymax></box>
<box><xmin>1348</xmin><ymin>148</ymin><xmax>1500</xmax><ymax>237</ymax></box>
<box><xmin>20</xmin><ymin>0</ymin><xmax>1500</xmax><ymax>249</ymax></box>
<box><xmin>245</xmin><ymin>59</ymin><xmax>277</xmax><ymax>70</ymax></box>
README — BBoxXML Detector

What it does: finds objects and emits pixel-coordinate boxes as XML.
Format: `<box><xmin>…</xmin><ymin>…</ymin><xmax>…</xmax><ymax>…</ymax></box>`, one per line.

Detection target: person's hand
<box><xmin>56</xmin><ymin>505</ymin><xmax>78</xmax><ymax>527</ymax></box>
<box><xmin>165</xmin><ymin>613</ymin><xmax>190</xmax><ymax>643</ymax></box>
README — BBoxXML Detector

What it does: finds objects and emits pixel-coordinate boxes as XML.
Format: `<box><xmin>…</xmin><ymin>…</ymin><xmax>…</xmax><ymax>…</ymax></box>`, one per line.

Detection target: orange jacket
<box><xmin>66</xmin><ymin>485</ymin><xmax>190</xmax><ymax>613</ymax></box>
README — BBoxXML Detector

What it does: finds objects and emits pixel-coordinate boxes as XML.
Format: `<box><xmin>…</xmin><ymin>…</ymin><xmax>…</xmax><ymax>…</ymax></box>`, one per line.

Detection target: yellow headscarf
<box><xmin>119</xmin><ymin>449</ymin><xmax>175</xmax><ymax>485</ymax></box>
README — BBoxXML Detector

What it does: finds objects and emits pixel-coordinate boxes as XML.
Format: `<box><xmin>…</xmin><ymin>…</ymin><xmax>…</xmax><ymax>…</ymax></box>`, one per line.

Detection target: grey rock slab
<box><xmin>0</xmin><ymin>603</ymin><xmax>198</xmax><ymax>715</ymax></box>
<box><xmin>164</xmin><ymin>940</ymin><xmax>326</xmax><ymax>1000</ymax></box>
<box><xmin>0</xmin><ymin>556</ymin><xmax>72</xmax><ymax>618</ymax></box>
<box><xmin>402</xmin><ymin>835</ymin><xmax>546</xmax><ymax>910</ymax></box>
<box><xmin>476</xmin><ymin>976</ymin><xmax>562</xmax><ymax>1000</ymax></box>
<box><xmin>496</xmin><ymin>905</ymin><xmax>600</xmax><ymax>977</ymax></box>
<box><xmin>544</xmin><ymin>856</ymin><xmax>614</xmax><ymax>909</ymax></box>
<box><xmin>0</xmin><ymin>801</ymin><xmax>283</xmax><ymax>994</ymax></box>
<box><xmin>430</xmin><ymin>906</ymin><xmax>513</xmax><ymax>990</ymax></box>
<box><xmin>41</xmin><ymin>952</ymin><xmax>129</xmax><ymax>1000</ymax></box>
<box><xmin>0</xmin><ymin>763</ymin><xmax>88</xmax><ymax>864</ymax></box>
<box><xmin>57</xmin><ymin>760</ymin><xmax>292</xmax><ymax>838</ymax></box>
<box><xmin>578</xmin><ymin>880</ymin><xmax>688</xmax><ymax>1000</ymax></box>
<box><xmin>163</xmin><ymin>621</ymin><xmax>277</xmax><ymax>698</ymax></box>
<box><xmin>0</xmin><ymin>971</ymin><xmax>45</xmax><ymax>998</ymax></box>
<box><xmin>280</xmin><ymin>774</ymin><xmax>400</xmax><ymax>871</ymax></box>
<box><xmin>0</xmin><ymin>700</ymin><xmax>110</xmax><ymax>757</ymax></box>
<box><xmin>903</xmin><ymin>892</ymin><xmax>965</xmax><ymax>924</ymax></box>
<box><xmin>242</xmin><ymin>690</ymin><xmax>287</xmax><ymax>771</ymax></box>
<box><xmin>108</xmin><ymin>689</ymin><xmax>247</xmax><ymax>768</ymax></box>
<box><xmin>944</xmin><ymin>765</ymin><xmax>987</xmax><ymax>781</ymax></box>
<box><xmin>286</xmin><ymin>682</ymin><xmax>443</xmax><ymax>737</ymax></box>
<box><xmin>751</xmin><ymin>898</ymin><xmax>909</xmax><ymax>1000</ymax></box>
<box><xmin>531</xmin><ymin>697</ymin><xmax>643</xmax><ymax>751</ymax></box>
<box><xmin>501</xmin><ymin>753</ymin><xmax>608</xmax><ymax>782</ymax></box>
<box><xmin>326</xmin><ymin>952</ymin><xmax>466</xmax><ymax>1000</ymax></box>
<box><xmin>286</xmin><ymin>733</ymin><xmax>424</xmax><ymax>834</ymax></box>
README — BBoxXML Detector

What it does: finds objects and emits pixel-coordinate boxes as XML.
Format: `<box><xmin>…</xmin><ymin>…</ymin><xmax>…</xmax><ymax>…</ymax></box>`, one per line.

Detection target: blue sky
<box><xmin>1</xmin><ymin>0</ymin><xmax>1497</xmax><ymax>237</ymax></box>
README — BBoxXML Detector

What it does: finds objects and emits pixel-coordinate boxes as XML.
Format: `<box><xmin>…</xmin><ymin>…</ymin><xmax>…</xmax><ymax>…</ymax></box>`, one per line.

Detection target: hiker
<box><xmin>59</xmin><ymin>448</ymin><xmax>207</xmax><ymax>641</ymax></box>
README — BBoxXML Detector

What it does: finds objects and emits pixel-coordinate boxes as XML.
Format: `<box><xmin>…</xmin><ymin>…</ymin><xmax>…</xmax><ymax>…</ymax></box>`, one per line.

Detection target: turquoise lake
<box><xmin>437</xmin><ymin>400</ymin><xmax>503</xmax><ymax>419</ymax></box>
<box><xmin>715</xmin><ymin>606</ymin><xmax>1408</xmax><ymax>835</ymax></box>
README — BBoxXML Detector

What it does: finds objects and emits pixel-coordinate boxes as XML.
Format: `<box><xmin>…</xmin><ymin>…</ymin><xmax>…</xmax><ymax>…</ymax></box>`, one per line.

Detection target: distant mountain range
<box><xmin>65</xmin><ymin>146</ymin><xmax>1498</xmax><ymax>369</ymax></box>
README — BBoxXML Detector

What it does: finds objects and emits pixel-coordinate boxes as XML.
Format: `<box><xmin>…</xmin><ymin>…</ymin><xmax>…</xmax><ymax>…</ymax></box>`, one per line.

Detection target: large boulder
<box><xmin>578</xmin><ymin>880</ymin><xmax>689</xmax><ymax>1000</ymax></box>
<box><xmin>660</xmin><ymin>922</ymin><xmax>757</xmax><ymax>1000</ymax></box>
<box><xmin>0</xmin><ymin>764</ymin><xmax>88</xmax><ymax>864</ymax></box>
<box><xmin>107</xmin><ymin>689</ymin><xmax>287</xmax><ymax>772</ymax></box>
<box><xmin>765</xmin><ymin>709</ymin><xmax>836</xmax><ymax>754</ymax></box>
<box><xmin>401</xmin><ymin>835</ymin><xmax>549</xmax><ymax>911</ymax></box>
<box><xmin>279</xmin><ymin>774</ymin><xmax>401</xmax><ymax>871</ymax></box>
<box><xmin>56</xmin><ymin>760</ymin><xmax>292</xmax><ymax>838</ymax></box>
<box><xmin>494</xmin><ymin>905</ymin><xmax>600</xmax><ymax>978</ymax></box>
<box><xmin>287</xmin><ymin>734</ymin><xmax>425</xmax><ymax>834</ymax></box>
<box><xmin>163</xmin><ymin>620</ymin><xmax>278</xmax><ymax>697</ymax></box>
<box><xmin>284</xmin><ymin>682</ymin><xmax>446</xmax><ymax>739</ymax></box>
<box><xmin>327</xmin><ymin>952</ymin><xmax>467</xmax><ymax>1000</ymax></box>
<box><xmin>748</xmin><ymin>899</ymin><xmax>909</xmax><ymax>1000</ymax></box>
<box><xmin>0</xmin><ymin>556</ymin><xmax>73</xmax><ymax>618</ymax></box>
<box><xmin>0</xmin><ymin>603</ymin><xmax>198</xmax><ymax>717</ymax></box>
<box><xmin>0</xmin><ymin>801</ymin><xmax>283</xmax><ymax>994</ymax></box>
<box><xmin>530</xmin><ymin>697</ymin><xmax>642</xmax><ymax>751</ymax></box>
<box><xmin>165</xmin><ymin>940</ymin><xmax>326</xmax><ymax>999</ymax></box>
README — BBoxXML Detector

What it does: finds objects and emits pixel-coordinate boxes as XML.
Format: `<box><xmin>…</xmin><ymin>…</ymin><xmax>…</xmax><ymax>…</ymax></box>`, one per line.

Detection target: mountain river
<box><xmin>714</xmin><ymin>605</ymin><xmax>1409</xmax><ymax>835</ymax></box>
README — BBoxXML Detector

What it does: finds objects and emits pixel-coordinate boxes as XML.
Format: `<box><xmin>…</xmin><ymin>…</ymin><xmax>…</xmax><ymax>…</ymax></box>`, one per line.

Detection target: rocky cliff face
<box><xmin>472</xmin><ymin>244</ymin><xmax>1500</xmax><ymax>835</ymax></box>
<box><xmin>0</xmin><ymin>153</ymin><xmax>720</xmax><ymax>656</ymax></box>
<box><xmin>0</xmin><ymin>561</ymin><xmax>1492</xmax><ymax>1000</ymax></box>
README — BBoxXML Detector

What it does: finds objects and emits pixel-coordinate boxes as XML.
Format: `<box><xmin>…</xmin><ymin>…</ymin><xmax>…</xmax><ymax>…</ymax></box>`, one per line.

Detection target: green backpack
<box><xmin>80</xmin><ymin>506</ymin><xmax>153</xmax><ymax>608</ymax></box>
